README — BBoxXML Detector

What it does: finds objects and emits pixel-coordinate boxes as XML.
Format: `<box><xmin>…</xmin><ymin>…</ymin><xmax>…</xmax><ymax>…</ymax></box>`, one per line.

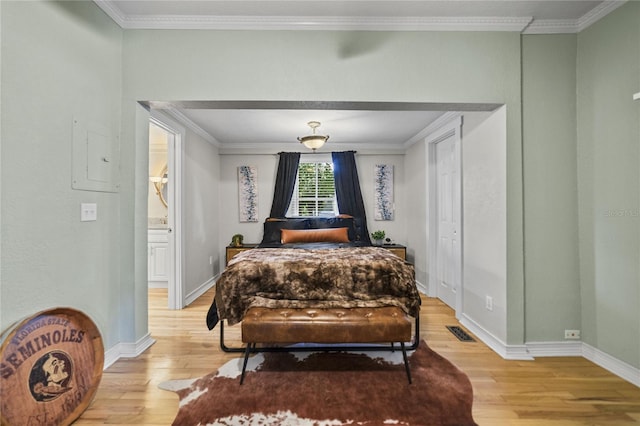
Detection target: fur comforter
<box><xmin>213</xmin><ymin>246</ymin><xmax>420</xmax><ymax>326</ymax></box>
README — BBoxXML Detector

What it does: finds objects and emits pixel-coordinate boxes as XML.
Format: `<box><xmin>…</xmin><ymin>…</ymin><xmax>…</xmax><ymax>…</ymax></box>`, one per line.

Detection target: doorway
<box><xmin>428</xmin><ymin>116</ymin><xmax>462</xmax><ymax>316</ymax></box>
<box><xmin>149</xmin><ymin>111</ymin><xmax>184</xmax><ymax>310</ymax></box>
<box><xmin>148</xmin><ymin>122</ymin><xmax>170</xmax><ymax>290</ymax></box>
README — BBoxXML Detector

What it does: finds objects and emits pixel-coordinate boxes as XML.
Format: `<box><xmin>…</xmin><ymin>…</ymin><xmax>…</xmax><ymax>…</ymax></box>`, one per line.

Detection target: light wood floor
<box><xmin>75</xmin><ymin>288</ymin><xmax>640</xmax><ymax>425</ymax></box>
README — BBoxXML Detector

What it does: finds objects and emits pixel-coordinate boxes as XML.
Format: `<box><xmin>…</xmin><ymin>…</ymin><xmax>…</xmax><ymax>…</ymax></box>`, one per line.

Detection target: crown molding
<box><xmin>218</xmin><ymin>142</ymin><xmax>407</xmax><ymax>155</ymax></box>
<box><xmin>123</xmin><ymin>15</ymin><xmax>533</xmax><ymax>32</ymax></box>
<box><xmin>163</xmin><ymin>107</ymin><xmax>222</xmax><ymax>148</ymax></box>
<box><xmin>524</xmin><ymin>0</ymin><xmax>627</xmax><ymax>34</ymax></box>
<box><xmin>95</xmin><ymin>0</ymin><xmax>628</xmax><ymax>33</ymax></box>
<box><xmin>93</xmin><ymin>0</ymin><xmax>126</xmax><ymax>28</ymax></box>
<box><xmin>403</xmin><ymin>111</ymin><xmax>462</xmax><ymax>149</ymax></box>
<box><xmin>577</xmin><ymin>0</ymin><xmax>627</xmax><ymax>32</ymax></box>
<box><xmin>92</xmin><ymin>1</ymin><xmax>532</xmax><ymax>32</ymax></box>
<box><xmin>522</xmin><ymin>19</ymin><xmax>579</xmax><ymax>34</ymax></box>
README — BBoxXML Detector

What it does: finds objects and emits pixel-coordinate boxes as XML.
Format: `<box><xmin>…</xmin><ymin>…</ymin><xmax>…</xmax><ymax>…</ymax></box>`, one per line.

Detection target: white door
<box><xmin>435</xmin><ymin>134</ymin><xmax>461</xmax><ymax>309</ymax></box>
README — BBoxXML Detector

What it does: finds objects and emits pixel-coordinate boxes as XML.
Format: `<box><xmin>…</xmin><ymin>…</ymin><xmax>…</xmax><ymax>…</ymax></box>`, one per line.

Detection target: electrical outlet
<box><xmin>485</xmin><ymin>296</ymin><xmax>493</xmax><ymax>311</ymax></box>
<box><xmin>209</xmin><ymin>256</ymin><xmax>213</xmax><ymax>265</ymax></box>
<box><xmin>564</xmin><ymin>329</ymin><xmax>581</xmax><ymax>340</ymax></box>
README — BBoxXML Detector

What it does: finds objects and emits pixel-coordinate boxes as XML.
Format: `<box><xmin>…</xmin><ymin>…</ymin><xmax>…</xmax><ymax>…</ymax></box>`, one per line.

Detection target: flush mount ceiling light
<box><xmin>297</xmin><ymin>121</ymin><xmax>329</xmax><ymax>151</ymax></box>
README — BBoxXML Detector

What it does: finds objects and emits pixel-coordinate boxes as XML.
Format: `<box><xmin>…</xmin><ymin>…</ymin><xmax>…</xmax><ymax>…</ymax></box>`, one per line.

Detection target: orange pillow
<box><xmin>281</xmin><ymin>227</ymin><xmax>350</xmax><ymax>244</ymax></box>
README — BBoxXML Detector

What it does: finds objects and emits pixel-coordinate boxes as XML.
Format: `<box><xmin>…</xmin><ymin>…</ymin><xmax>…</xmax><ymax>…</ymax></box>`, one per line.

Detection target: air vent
<box><xmin>446</xmin><ymin>326</ymin><xmax>475</xmax><ymax>342</ymax></box>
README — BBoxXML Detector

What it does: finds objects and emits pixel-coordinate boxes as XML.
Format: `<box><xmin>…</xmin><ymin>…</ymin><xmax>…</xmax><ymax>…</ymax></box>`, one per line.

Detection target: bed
<box><xmin>206</xmin><ymin>216</ymin><xmax>421</xmax><ymax>357</ymax></box>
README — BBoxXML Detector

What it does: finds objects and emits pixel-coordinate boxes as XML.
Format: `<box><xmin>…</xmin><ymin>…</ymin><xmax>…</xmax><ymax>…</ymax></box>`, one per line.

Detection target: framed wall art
<box><xmin>238</xmin><ymin>165</ymin><xmax>258</xmax><ymax>222</ymax></box>
<box><xmin>374</xmin><ymin>164</ymin><xmax>394</xmax><ymax>221</ymax></box>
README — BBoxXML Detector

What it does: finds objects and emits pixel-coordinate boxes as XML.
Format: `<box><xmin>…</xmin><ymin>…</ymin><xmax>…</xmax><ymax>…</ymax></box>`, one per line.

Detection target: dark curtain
<box><xmin>332</xmin><ymin>151</ymin><xmax>372</xmax><ymax>245</ymax></box>
<box><xmin>269</xmin><ymin>152</ymin><xmax>301</xmax><ymax>218</ymax></box>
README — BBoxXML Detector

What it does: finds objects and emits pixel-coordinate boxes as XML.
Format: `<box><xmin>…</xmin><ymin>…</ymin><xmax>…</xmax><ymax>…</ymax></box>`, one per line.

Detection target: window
<box><xmin>287</xmin><ymin>160</ymin><xmax>338</xmax><ymax>217</ymax></box>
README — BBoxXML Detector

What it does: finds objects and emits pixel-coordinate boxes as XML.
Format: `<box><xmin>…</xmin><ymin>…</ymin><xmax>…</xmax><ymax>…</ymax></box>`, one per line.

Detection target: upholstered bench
<box><xmin>240</xmin><ymin>306</ymin><xmax>413</xmax><ymax>384</ymax></box>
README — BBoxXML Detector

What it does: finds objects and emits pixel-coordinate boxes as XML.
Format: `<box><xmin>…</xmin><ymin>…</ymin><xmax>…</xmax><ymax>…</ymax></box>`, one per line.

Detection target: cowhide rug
<box><xmin>159</xmin><ymin>340</ymin><xmax>477</xmax><ymax>425</ymax></box>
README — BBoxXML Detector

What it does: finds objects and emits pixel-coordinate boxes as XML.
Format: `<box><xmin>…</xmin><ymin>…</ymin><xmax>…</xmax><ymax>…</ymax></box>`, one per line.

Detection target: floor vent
<box><xmin>446</xmin><ymin>326</ymin><xmax>476</xmax><ymax>342</ymax></box>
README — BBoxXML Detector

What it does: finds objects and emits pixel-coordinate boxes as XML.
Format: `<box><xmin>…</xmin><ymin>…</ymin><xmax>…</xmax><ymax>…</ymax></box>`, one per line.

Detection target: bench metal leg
<box><xmin>240</xmin><ymin>343</ymin><xmax>255</xmax><ymax>385</ymax></box>
<box><xmin>400</xmin><ymin>342</ymin><xmax>412</xmax><ymax>384</ymax></box>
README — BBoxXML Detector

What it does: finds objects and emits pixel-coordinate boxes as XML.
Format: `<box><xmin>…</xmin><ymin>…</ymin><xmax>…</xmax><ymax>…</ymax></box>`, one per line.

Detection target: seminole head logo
<box><xmin>28</xmin><ymin>351</ymin><xmax>73</xmax><ymax>402</ymax></box>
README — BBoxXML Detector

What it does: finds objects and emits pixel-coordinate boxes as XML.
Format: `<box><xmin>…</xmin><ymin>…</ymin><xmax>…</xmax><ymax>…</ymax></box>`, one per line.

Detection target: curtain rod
<box><xmin>277</xmin><ymin>151</ymin><xmax>358</xmax><ymax>155</ymax></box>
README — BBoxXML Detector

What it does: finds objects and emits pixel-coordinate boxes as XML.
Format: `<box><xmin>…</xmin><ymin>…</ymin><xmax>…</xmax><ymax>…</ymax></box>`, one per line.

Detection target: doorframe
<box><xmin>150</xmin><ymin>110</ymin><xmax>185</xmax><ymax>310</ymax></box>
<box><xmin>427</xmin><ymin>114</ymin><xmax>463</xmax><ymax>318</ymax></box>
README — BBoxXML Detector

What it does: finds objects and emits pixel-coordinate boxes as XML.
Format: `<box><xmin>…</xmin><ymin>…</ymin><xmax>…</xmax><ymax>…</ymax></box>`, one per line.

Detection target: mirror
<box><xmin>150</xmin><ymin>165</ymin><xmax>168</xmax><ymax>208</ymax></box>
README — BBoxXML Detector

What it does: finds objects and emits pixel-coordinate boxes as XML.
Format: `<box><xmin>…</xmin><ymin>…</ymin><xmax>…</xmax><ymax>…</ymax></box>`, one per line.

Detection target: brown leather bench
<box><xmin>240</xmin><ymin>306</ymin><xmax>413</xmax><ymax>384</ymax></box>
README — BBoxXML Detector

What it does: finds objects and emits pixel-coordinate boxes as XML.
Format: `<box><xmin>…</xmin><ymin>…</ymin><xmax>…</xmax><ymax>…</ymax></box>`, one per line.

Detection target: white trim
<box><xmin>150</xmin><ymin>111</ymin><xmax>185</xmax><ymax>310</ymax></box>
<box><xmin>523</xmin><ymin>20</ymin><xmax>579</xmax><ymax>34</ymax></box>
<box><xmin>460</xmin><ymin>313</ymin><xmax>533</xmax><ymax>360</ymax></box>
<box><xmin>415</xmin><ymin>280</ymin><xmax>428</xmax><ymax>296</ymax></box>
<box><xmin>219</xmin><ymin>143</ymin><xmax>406</xmax><ymax>155</ymax></box>
<box><xmin>404</xmin><ymin>112</ymin><xmax>463</xmax><ymax>149</ymax></box>
<box><xmin>459</xmin><ymin>320</ymin><xmax>640</xmax><ymax>387</ymax></box>
<box><xmin>426</xmin><ymin>115</ymin><xmax>463</xmax><ymax>316</ymax></box>
<box><xmin>526</xmin><ymin>341</ymin><xmax>583</xmax><ymax>357</ymax></box>
<box><xmin>185</xmin><ymin>275</ymin><xmax>219</xmax><ymax>306</ymax></box>
<box><xmin>164</xmin><ymin>107</ymin><xmax>221</xmax><ymax>147</ymax></box>
<box><xmin>525</xmin><ymin>1</ymin><xmax>627</xmax><ymax>33</ymax></box>
<box><xmin>583</xmin><ymin>342</ymin><xmax>640</xmax><ymax>387</ymax></box>
<box><xmin>633</xmin><ymin>92</ymin><xmax>640</xmax><ymax>101</ymax></box>
<box><xmin>92</xmin><ymin>0</ymin><xmax>126</xmax><ymax>27</ymax></box>
<box><xmin>94</xmin><ymin>0</ymin><xmax>625</xmax><ymax>33</ymax></box>
<box><xmin>103</xmin><ymin>334</ymin><xmax>156</xmax><ymax>369</ymax></box>
<box><xmin>577</xmin><ymin>0</ymin><xmax>627</xmax><ymax>32</ymax></box>
<box><xmin>99</xmin><ymin>12</ymin><xmax>533</xmax><ymax>32</ymax></box>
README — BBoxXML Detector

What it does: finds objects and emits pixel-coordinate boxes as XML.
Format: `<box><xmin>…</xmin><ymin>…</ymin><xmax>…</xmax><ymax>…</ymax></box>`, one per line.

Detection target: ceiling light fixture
<box><xmin>298</xmin><ymin>121</ymin><xmax>329</xmax><ymax>152</ymax></box>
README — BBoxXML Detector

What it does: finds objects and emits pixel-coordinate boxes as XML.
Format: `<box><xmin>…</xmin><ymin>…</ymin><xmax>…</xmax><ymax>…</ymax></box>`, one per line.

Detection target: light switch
<box><xmin>81</xmin><ymin>203</ymin><xmax>97</xmax><ymax>221</ymax></box>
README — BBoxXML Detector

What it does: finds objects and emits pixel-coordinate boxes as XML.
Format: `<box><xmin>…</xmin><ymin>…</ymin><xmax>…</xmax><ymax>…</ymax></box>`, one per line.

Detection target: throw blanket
<box><xmin>212</xmin><ymin>247</ymin><xmax>420</xmax><ymax>327</ymax></box>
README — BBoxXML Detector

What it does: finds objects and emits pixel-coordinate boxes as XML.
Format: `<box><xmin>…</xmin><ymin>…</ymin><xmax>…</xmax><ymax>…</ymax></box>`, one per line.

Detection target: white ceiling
<box><xmin>158</xmin><ymin>101</ymin><xmax>498</xmax><ymax>151</ymax></box>
<box><xmin>181</xmin><ymin>107</ymin><xmax>445</xmax><ymax>148</ymax></box>
<box><xmin>100</xmin><ymin>1</ymin><xmax>623</xmax><ymax>151</ymax></box>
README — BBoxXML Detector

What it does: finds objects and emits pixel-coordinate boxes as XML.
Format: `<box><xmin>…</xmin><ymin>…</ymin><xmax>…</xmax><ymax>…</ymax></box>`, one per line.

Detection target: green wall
<box><xmin>522</xmin><ymin>34</ymin><xmax>581</xmax><ymax>342</ymax></box>
<box><xmin>577</xmin><ymin>3</ymin><xmax>640</xmax><ymax>366</ymax></box>
<box><xmin>121</xmin><ymin>28</ymin><xmax>526</xmax><ymax>344</ymax></box>
<box><xmin>1</xmin><ymin>1</ymin><xmax>124</xmax><ymax>347</ymax></box>
<box><xmin>4</xmin><ymin>0</ymin><xmax>639</xmax><ymax>373</ymax></box>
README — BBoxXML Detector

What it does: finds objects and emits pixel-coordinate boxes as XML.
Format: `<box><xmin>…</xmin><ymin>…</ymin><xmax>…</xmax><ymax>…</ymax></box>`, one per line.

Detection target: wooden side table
<box><xmin>382</xmin><ymin>244</ymin><xmax>406</xmax><ymax>261</ymax></box>
<box><xmin>225</xmin><ymin>244</ymin><xmax>258</xmax><ymax>265</ymax></box>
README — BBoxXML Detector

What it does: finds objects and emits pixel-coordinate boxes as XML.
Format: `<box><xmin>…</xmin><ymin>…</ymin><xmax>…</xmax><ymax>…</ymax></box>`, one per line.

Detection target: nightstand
<box><xmin>382</xmin><ymin>244</ymin><xmax>406</xmax><ymax>261</ymax></box>
<box><xmin>225</xmin><ymin>244</ymin><xmax>258</xmax><ymax>265</ymax></box>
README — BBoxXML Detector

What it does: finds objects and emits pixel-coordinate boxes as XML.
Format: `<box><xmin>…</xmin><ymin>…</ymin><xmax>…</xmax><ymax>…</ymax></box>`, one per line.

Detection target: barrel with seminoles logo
<box><xmin>0</xmin><ymin>308</ymin><xmax>103</xmax><ymax>426</ymax></box>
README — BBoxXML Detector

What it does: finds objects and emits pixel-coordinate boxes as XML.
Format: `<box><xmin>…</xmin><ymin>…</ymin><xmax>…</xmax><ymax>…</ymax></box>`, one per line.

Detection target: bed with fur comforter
<box><xmin>208</xmin><ymin>246</ymin><xmax>420</xmax><ymax>329</ymax></box>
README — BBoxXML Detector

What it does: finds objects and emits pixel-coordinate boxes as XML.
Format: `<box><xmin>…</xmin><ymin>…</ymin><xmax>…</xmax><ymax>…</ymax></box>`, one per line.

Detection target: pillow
<box><xmin>281</xmin><ymin>227</ymin><xmax>350</xmax><ymax>244</ymax></box>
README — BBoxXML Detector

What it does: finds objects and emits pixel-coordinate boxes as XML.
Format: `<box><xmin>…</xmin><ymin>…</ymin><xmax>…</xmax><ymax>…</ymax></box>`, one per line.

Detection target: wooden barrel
<box><xmin>0</xmin><ymin>307</ymin><xmax>104</xmax><ymax>426</ymax></box>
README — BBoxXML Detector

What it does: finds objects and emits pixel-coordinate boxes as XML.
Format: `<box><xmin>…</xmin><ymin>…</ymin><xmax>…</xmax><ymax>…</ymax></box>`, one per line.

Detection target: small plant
<box><xmin>231</xmin><ymin>234</ymin><xmax>244</xmax><ymax>247</ymax></box>
<box><xmin>371</xmin><ymin>230</ymin><xmax>386</xmax><ymax>241</ymax></box>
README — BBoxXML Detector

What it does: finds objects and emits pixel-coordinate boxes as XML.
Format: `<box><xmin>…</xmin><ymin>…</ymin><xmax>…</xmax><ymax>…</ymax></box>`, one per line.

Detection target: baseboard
<box><xmin>459</xmin><ymin>314</ymin><xmax>533</xmax><ymax>360</ymax></box>
<box><xmin>103</xmin><ymin>276</ymin><xmax>218</xmax><ymax>370</ymax></box>
<box><xmin>148</xmin><ymin>281</ymin><xmax>168</xmax><ymax>289</ymax></box>
<box><xmin>459</xmin><ymin>315</ymin><xmax>640</xmax><ymax>387</ymax></box>
<box><xmin>583</xmin><ymin>342</ymin><xmax>640</xmax><ymax>387</ymax></box>
<box><xmin>525</xmin><ymin>341</ymin><xmax>583</xmax><ymax>357</ymax></box>
<box><xmin>184</xmin><ymin>274</ymin><xmax>218</xmax><ymax>306</ymax></box>
<box><xmin>103</xmin><ymin>333</ymin><xmax>156</xmax><ymax>370</ymax></box>
<box><xmin>415</xmin><ymin>280</ymin><xmax>428</xmax><ymax>296</ymax></box>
